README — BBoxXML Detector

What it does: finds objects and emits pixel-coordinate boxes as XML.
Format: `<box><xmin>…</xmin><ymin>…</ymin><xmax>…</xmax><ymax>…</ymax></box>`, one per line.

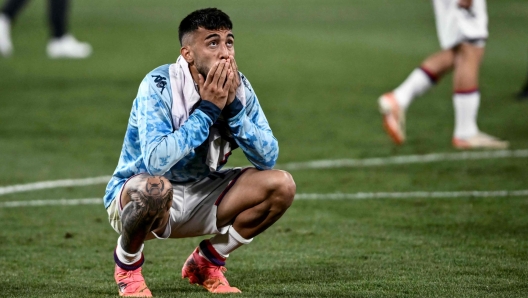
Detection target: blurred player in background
<box><xmin>0</xmin><ymin>0</ymin><xmax>91</xmax><ymax>58</ymax></box>
<box><xmin>103</xmin><ymin>8</ymin><xmax>295</xmax><ymax>297</ymax></box>
<box><xmin>378</xmin><ymin>0</ymin><xmax>508</xmax><ymax>149</ymax></box>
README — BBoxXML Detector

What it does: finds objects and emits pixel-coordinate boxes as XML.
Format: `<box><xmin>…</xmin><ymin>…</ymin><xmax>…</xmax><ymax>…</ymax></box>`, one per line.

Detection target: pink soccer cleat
<box><xmin>182</xmin><ymin>248</ymin><xmax>241</xmax><ymax>294</ymax></box>
<box><xmin>114</xmin><ymin>265</ymin><xmax>152</xmax><ymax>297</ymax></box>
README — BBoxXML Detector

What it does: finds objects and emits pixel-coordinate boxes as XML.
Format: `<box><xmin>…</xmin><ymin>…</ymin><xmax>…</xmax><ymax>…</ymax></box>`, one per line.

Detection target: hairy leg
<box><xmin>120</xmin><ymin>175</ymin><xmax>173</xmax><ymax>253</ymax></box>
<box><xmin>216</xmin><ymin>169</ymin><xmax>296</xmax><ymax>239</ymax></box>
<box><xmin>421</xmin><ymin>48</ymin><xmax>456</xmax><ymax>78</ymax></box>
<box><xmin>453</xmin><ymin>42</ymin><xmax>484</xmax><ymax>91</ymax></box>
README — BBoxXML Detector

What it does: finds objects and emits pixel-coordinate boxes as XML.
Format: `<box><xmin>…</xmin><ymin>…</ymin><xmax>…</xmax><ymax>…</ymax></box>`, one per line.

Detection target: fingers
<box><xmin>219</xmin><ymin>59</ymin><xmax>234</xmax><ymax>91</ymax></box>
<box><xmin>224</xmin><ymin>70</ymin><xmax>234</xmax><ymax>91</ymax></box>
<box><xmin>229</xmin><ymin>55</ymin><xmax>240</xmax><ymax>86</ymax></box>
<box><xmin>203</xmin><ymin>59</ymin><xmax>234</xmax><ymax>97</ymax></box>
<box><xmin>197</xmin><ymin>73</ymin><xmax>205</xmax><ymax>90</ymax></box>
<box><xmin>205</xmin><ymin>61</ymin><xmax>221</xmax><ymax>86</ymax></box>
<box><xmin>212</xmin><ymin>60</ymin><xmax>228</xmax><ymax>88</ymax></box>
<box><xmin>229</xmin><ymin>55</ymin><xmax>238</xmax><ymax>73</ymax></box>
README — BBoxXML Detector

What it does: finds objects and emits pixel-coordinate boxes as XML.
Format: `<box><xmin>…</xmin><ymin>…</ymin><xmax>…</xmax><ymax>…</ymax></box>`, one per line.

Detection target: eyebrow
<box><xmin>204</xmin><ymin>33</ymin><xmax>235</xmax><ymax>41</ymax></box>
<box><xmin>205</xmin><ymin>33</ymin><xmax>220</xmax><ymax>40</ymax></box>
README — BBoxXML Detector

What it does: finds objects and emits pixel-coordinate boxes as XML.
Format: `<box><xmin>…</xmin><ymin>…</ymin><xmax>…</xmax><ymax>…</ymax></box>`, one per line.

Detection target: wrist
<box><xmin>223</xmin><ymin>97</ymin><xmax>243</xmax><ymax>119</ymax></box>
<box><xmin>197</xmin><ymin>100</ymin><xmax>222</xmax><ymax>123</ymax></box>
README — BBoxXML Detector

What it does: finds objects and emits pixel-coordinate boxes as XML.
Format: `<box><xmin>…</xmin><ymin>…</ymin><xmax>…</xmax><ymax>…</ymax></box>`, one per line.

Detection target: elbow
<box><xmin>145</xmin><ymin>149</ymin><xmax>171</xmax><ymax>176</ymax></box>
<box><xmin>145</xmin><ymin>160</ymin><xmax>167</xmax><ymax>176</ymax></box>
<box><xmin>146</xmin><ymin>165</ymin><xmax>166</xmax><ymax>176</ymax></box>
<box><xmin>255</xmin><ymin>161</ymin><xmax>275</xmax><ymax>171</ymax></box>
<box><xmin>256</xmin><ymin>145</ymin><xmax>279</xmax><ymax>170</ymax></box>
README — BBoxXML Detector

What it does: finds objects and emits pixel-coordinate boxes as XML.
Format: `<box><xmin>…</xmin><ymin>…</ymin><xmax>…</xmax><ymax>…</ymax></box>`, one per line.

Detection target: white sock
<box><xmin>209</xmin><ymin>226</ymin><xmax>253</xmax><ymax>258</ymax></box>
<box><xmin>115</xmin><ymin>235</ymin><xmax>144</xmax><ymax>265</ymax></box>
<box><xmin>0</xmin><ymin>14</ymin><xmax>13</xmax><ymax>56</ymax></box>
<box><xmin>453</xmin><ymin>91</ymin><xmax>480</xmax><ymax>139</ymax></box>
<box><xmin>393</xmin><ymin>68</ymin><xmax>435</xmax><ymax>111</ymax></box>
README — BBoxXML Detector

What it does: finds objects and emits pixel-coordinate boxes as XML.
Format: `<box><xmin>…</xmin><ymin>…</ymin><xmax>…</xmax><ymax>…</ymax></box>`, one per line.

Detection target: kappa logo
<box><xmin>152</xmin><ymin>75</ymin><xmax>167</xmax><ymax>94</ymax></box>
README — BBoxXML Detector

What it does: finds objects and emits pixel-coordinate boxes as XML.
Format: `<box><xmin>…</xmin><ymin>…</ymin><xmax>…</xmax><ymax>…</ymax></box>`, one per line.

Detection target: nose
<box><xmin>219</xmin><ymin>43</ymin><xmax>229</xmax><ymax>60</ymax></box>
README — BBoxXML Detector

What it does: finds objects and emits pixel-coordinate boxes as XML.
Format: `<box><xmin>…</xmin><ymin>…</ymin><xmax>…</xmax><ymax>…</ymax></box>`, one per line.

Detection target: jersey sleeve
<box><xmin>223</xmin><ymin>74</ymin><xmax>279</xmax><ymax>170</ymax></box>
<box><xmin>135</xmin><ymin>75</ymin><xmax>221</xmax><ymax>175</ymax></box>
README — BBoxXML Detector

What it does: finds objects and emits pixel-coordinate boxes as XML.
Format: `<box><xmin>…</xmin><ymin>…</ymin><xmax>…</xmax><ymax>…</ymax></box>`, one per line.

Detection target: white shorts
<box><xmin>433</xmin><ymin>0</ymin><xmax>488</xmax><ymax>49</ymax></box>
<box><xmin>107</xmin><ymin>167</ymin><xmax>248</xmax><ymax>238</ymax></box>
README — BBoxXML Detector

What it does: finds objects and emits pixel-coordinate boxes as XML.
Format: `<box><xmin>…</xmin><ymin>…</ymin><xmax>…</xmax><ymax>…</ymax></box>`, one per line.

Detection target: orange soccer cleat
<box><xmin>378</xmin><ymin>92</ymin><xmax>406</xmax><ymax>145</ymax></box>
<box><xmin>114</xmin><ymin>265</ymin><xmax>152</xmax><ymax>297</ymax></box>
<box><xmin>182</xmin><ymin>248</ymin><xmax>241</xmax><ymax>294</ymax></box>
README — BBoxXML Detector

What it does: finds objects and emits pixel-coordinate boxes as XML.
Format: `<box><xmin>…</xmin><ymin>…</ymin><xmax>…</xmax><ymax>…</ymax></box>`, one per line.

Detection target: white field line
<box><xmin>0</xmin><ymin>198</ymin><xmax>101</xmax><ymax>208</ymax></box>
<box><xmin>1</xmin><ymin>149</ymin><xmax>527</xmax><ymax>197</ymax></box>
<box><xmin>294</xmin><ymin>190</ymin><xmax>528</xmax><ymax>200</ymax></box>
<box><xmin>278</xmin><ymin>149</ymin><xmax>528</xmax><ymax>170</ymax></box>
<box><xmin>1</xmin><ymin>190</ymin><xmax>528</xmax><ymax>208</ymax></box>
<box><xmin>0</xmin><ymin>176</ymin><xmax>111</xmax><ymax>196</ymax></box>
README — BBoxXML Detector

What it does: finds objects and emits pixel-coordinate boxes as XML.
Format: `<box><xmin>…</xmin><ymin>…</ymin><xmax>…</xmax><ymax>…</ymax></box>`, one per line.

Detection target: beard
<box><xmin>194</xmin><ymin>59</ymin><xmax>210</xmax><ymax>80</ymax></box>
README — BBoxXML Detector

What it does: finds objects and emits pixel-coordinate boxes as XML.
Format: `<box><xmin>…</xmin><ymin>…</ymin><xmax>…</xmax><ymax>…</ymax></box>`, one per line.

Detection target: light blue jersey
<box><xmin>103</xmin><ymin>64</ymin><xmax>278</xmax><ymax>208</ymax></box>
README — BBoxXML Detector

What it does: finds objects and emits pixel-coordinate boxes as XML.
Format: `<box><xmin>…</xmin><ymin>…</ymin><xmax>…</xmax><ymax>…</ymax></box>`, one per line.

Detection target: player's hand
<box><xmin>458</xmin><ymin>0</ymin><xmax>472</xmax><ymax>9</ymax></box>
<box><xmin>226</xmin><ymin>55</ymin><xmax>241</xmax><ymax>105</ymax></box>
<box><xmin>196</xmin><ymin>59</ymin><xmax>234</xmax><ymax>110</ymax></box>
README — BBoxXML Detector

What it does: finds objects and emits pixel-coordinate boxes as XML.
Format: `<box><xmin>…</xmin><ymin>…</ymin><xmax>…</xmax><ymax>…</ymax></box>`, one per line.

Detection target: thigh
<box><xmin>215</xmin><ymin>168</ymin><xmax>293</xmax><ymax>227</ymax></box>
<box><xmin>433</xmin><ymin>0</ymin><xmax>461</xmax><ymax>50</ymax></box>
<box><xmin>168</xmin><ymin>167</ymin><xmax>245</xmax><ymax>238</ymax></box>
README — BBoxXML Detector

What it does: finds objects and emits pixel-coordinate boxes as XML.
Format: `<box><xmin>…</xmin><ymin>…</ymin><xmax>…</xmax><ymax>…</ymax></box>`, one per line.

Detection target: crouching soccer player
<box><xmin>103</xmin><ymin>8</ymin><xmax>296</xmax><ymax>297</ymax></box>
<box><xmin>378</xmin><ymin>0</ymin><xmax>508</xmax><ymax>149</ymax></box>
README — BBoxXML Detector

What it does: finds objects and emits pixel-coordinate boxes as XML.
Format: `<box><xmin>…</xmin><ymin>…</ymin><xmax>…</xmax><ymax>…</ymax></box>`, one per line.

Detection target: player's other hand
<box><xmin>458</xmin><ymin>0</ymin><xmax>472</xmax><ymax>9</ymax></box>
<box><xmin>196</xmin><ymin>59</ymin><xmax>234</xmax><ymax>110</ymax></box>
<box><xmin>226</xmin><ymin>55</ymin><xmax>241</xmax><ymax>105</ymax></box>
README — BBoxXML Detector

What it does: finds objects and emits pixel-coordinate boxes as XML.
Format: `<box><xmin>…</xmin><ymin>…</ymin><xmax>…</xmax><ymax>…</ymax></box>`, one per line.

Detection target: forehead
<box><xmin>194</xmin><ymin>27</ymin><xmax>233</xmax><ymax>39</ymax></box>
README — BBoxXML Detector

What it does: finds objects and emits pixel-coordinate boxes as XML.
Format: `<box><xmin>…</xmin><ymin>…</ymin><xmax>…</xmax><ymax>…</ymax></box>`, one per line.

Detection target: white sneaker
<box><xmin>452</xmin><ymin>132</ymin><xmax>509</xmax><ymax>149</ymax></box>
<box><xmin>378</xmin><ymin>92</ymin><xmax>405</xmax><ymax>144</ymax></box>
<box><xmin>46</xmin><ymin>34</ymin><xmax>92</xmax><ymax>59</ymax></box>
<box><xmin>0</xmin><ymin>14</ymin><xmax>13</xmax><ymax>57</ymax></box>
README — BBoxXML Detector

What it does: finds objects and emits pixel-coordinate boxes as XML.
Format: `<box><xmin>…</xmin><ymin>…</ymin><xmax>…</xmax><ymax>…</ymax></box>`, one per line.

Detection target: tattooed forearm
<box><xmin>120</xmin><ymin>176</ymin><xmax>173</xmax><ymax>252</ymax></box>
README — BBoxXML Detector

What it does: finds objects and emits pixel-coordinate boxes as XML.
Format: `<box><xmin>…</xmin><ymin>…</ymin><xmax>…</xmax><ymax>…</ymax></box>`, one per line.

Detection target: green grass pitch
<box><xmin>1</xmin><ymin>0</ymin><xmax>528</xmax><ymax>297</ymax></box>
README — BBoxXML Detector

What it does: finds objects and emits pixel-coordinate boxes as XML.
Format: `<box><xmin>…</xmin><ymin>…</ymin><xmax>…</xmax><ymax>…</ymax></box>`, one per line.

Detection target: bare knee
<box><xmin>422</xmin><ymin>49</ymin><xmax>455</xmax><ymax>76</ymax></box>
<box><xmin>121</xmin><ymin>175</ymin><xmax>173</xmax><ymax>224</ymax></box>
<box><xmin>266</xmin><ymin>170</ymin><xmax>296</xmax><ymax>211</ymax></box>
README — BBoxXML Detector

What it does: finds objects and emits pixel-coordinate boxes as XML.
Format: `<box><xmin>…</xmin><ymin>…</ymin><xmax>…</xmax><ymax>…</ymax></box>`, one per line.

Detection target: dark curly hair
<box><xmin>178</xmin><ymin>8</ymin><xmax>233</xmax><ymax>46</ymax></box>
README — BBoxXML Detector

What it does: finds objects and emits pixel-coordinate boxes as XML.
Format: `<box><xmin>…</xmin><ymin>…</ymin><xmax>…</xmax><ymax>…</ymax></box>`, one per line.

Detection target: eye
<box><xmin>209</xmin><ymin>40</ymin><xmax>218</xmax><ymax>47</ymax></box>
<box><xmin>227</xmin><ymin>40</ymin><xmax>234</xmax><ymax>47</ymax></box>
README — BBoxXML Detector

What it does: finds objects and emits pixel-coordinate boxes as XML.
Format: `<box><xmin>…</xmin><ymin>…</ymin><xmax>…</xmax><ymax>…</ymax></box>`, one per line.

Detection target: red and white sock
<box><xmin>393</xmin><ymin>67</ymin><xmax>437</xmax><ymax>111</ymax></box>
<box><xmin>453</xmin><ymin>90</ymin><xmax>480</xmax><ymax>139</ymax></box>
<box><xmin>198</xmin><ymin>226</ymin><xmax>253</xmax><ymax>266</ymax></box>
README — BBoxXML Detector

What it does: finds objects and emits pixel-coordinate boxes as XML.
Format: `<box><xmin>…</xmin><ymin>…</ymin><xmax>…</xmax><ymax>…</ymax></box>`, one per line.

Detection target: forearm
<box><xmin>226</xmin><ymin>100</ymin><xmax>278</xmax><ymax>169</ymax></box>
<box><xmin>144</xmin><ymin>102</ymin><xmax>220</xmax><ymax>175</ymax></box>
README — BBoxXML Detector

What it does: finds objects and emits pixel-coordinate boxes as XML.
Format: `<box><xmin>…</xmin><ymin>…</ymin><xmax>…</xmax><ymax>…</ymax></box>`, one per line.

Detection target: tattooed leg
<box><xmin>119</xmin><ymin>175</ymin><xmax>173</xmax><ymax>253</ymax></box>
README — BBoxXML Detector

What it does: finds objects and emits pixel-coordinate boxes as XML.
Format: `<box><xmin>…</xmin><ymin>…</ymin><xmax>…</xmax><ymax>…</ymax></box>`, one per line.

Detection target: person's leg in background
<box><xmin>0</xmin><ymin>0</ymin><xmax>92</xmax><ymax>58</ymax></box>
<box><xmin>46</xmin><ymin>0</ymin><xmax>92</xmax><ymax>59</ymax></box>
<box><xmin>451</xmin><ymin>42</ymin><xmax>509</xmax><ymax>149</ymax></box>
<box><xmin>378</xmin><ymin>49</ymin><xmax>455</xmax><ymax>144</ymax></box>
<box><xmin>0</xmin><ymin>0</ymin><xmax>29</xmax><ymax>56</ymax></box>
